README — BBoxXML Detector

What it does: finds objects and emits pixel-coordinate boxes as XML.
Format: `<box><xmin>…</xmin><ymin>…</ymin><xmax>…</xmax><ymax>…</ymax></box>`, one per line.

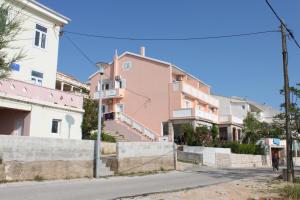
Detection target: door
<box><xmin>14</xmin><ymin>119</ymin><xmax>23</xmax><ymax>136</ymax></box>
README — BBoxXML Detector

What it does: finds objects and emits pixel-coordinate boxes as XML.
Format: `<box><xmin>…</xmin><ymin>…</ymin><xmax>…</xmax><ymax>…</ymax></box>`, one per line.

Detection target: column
<box><xmin>61</xmin><ymin>82</ymin><xmax>64</xmax><ymax>91</ymax></box>
<box><xmin>168</xmin><ymin>121</ymin><xmax>174</xmax><ymax>142</ymax></box>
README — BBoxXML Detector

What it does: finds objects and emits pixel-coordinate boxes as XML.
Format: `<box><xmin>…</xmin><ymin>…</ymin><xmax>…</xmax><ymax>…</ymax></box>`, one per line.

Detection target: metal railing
<box><xmin>118</xmin><ymin>113</ymin><xmax>156</xmax><ymax>140</ymax></box>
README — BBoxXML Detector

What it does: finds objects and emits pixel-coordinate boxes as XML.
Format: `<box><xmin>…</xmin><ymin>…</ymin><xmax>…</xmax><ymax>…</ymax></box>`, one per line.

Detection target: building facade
<box><xmin>56</xmin><ymin>72</ymin><xmax>90</xmax><ymax>98</ymax></box>
<box><xmin>0</xmin><ymin>0</ymin><xmax>83</xmax><ymax>139</ymax></box>
<box><xmin>89</xmin><ymin>47</ymin><xmax>219</xmax><ymax>142</ymax></box>
<box><xmin>214</xmin><ymin>95</ymin><xmax>280</xmax><ymax>142</ymax></box>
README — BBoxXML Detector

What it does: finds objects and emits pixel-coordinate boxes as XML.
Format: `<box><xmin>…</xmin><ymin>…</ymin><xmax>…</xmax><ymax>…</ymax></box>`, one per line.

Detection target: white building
<box><xmin>0</xmin><ymin>0</ymin><xmax>83</xmax><ymax>139</ymax></box>
<box><xmin>214</xmin><ymin>95</ymin><xmax>280</xmax><ymax>142</ymax></box>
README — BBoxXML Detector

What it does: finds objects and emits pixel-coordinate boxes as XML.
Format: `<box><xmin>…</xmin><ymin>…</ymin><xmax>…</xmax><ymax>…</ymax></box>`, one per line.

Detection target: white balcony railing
<box><xmin>172</xmin><ymin>108</ymin><xmax>218</xmax><ymax>123</ymax></box>
<box><xmin>219</xmin><ymin>115</ymin><xmax>244</xmax><ymax>124</ymax></box>
<box><xmin>93</xmin><ymin>88</ymin><xmax>124</xmax><ymax>99</ymax></box>
<box><xmin>180</xmin><ymin>82</ymin><xmax>219</xmax><ymax>108</ymax></box>
<box><xmin>118</xmin><ymin>113</ymin><xmax>156</xmax><ymax>140</ymax></box>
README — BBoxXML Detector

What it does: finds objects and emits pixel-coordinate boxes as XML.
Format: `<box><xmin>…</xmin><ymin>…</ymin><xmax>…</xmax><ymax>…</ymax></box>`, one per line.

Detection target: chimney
<box><xmin>140</xmin><ymin>46</ymin><xmax>145</xmax><ymax>57</ymax></box>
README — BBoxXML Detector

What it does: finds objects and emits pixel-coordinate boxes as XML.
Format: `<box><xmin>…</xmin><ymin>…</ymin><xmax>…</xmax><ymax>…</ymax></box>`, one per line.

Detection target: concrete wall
<box><xmin>116</xmin><ymin>142</ymin><xmax>176</xmax><ymax>174</ymax></box>
<box><xmin>101</xmin><ymin>142</ymin><xmax>116</xmax><ymax>155</ymax></box>
<box><xmin>184</xmin><ymin>145</ymin><xmax>271</xmax><ymax>168</ymax></box>
<box><xmin>183</xmin><ymin>146</ymin><xmax>230</xmax><ymax>166</ymax></box>
<box><xmin>216</xmin><ymin>153</ymin><xmax>271</xmax><ymax>168</ymax></box>
<box><xmin>177</xmin><ymin>151</ymin><xmax>203</xmax><ymax>164</ymax></box>
<box><xmin>0</xmin><ymin>135</ymin><xmax>95</xmax><ymax>181</ymax></box>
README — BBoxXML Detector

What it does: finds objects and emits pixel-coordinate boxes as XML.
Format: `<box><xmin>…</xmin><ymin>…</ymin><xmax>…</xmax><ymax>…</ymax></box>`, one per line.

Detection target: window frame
<box><xmin>34</xmin><ymin>24</ymin><xmax>47</xmax><ymax>49</ymax></box>
<box><xmin>51</xmin><ymin>119</ymin><xmax>61</xmax><ymax>135</ymax></box>
<box><xmin>31</xmin><ymin>70</ymin><xmax>43</xmax><ymax>86</ymax></box>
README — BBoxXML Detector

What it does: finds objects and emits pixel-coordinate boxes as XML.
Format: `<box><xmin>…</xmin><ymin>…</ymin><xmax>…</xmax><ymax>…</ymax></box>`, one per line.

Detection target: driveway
<box><xmin>0</xmin><ymin>166</ymin><xmax>280</xmax><ymax>200</ymax></box>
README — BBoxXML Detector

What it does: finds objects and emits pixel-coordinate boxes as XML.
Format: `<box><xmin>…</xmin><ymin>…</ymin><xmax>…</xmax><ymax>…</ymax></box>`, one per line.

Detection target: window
<box><xmin>31</xmin><ymin>70</ymin><xmax>43</xmax><ymax>86</ymax></box>
<box><xmin>116</xmin><ymin>104</ymin><xmax>124</xmax><ymax>113</ymax></box>
<box><xmin>242</xmin><ymin>105</ymin><xmax>246</xmax><ymax>110</ymax></box>
<box><xmin>51</xmin><ymin>119</ymin><xmax>61</xmax><ymax>134</ymax></box>
<box><xmin>34</xmin><ymin>24</ymin><xmax>47</xmax><ymax>49</ymax></box>
<box><xmin>122</xmin><ymin>61</ymin><xmax>132</xmax><ymax>71</ymax></box>
<box><xmin>184</xmin><ymin>99</ymin><xmax>192</xmax><ymax>108</ymax></box>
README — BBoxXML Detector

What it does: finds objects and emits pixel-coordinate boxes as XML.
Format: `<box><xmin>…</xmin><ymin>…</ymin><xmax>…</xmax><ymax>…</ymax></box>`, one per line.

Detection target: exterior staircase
<box><xmin>104</xmin><ymin>113</ymin><xmax>157</xmax><ymax>142</ymax></box>
<box><xmin>98</xmin><ymin>160</ymin><xmax>114</xmax><ymax>177</ymax></box>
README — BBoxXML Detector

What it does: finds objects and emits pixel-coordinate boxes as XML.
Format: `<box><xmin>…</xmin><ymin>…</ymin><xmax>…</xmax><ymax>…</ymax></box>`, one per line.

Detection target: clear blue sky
<box><xmin>39</xmin><ymin>0</ymin><xmax>300</xmax><ymax>109</ymax></box>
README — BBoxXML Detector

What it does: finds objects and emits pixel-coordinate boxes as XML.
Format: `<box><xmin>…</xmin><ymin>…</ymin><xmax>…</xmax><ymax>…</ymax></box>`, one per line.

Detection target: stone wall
<box><xmin>216</xmin><ymin>153</ymin><xmax>271</xmax><ymax>168</ymax></box>
<box><xmin>0</xmin><ymin>135</ymin><xmax>96</xmax><ymax>181</ymax></box>
<box><xmin>177</xmin><ymin>151</ymin><xmax>203</xmax><ymax>164</ymax></box>
<box><xmin>116</xmin><ymin>142</ymin><xmax>176</xmax><ymax>174</ymax></box>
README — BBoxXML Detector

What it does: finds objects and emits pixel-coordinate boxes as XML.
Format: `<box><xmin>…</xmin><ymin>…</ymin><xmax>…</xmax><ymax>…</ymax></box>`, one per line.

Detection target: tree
<box><xmin>0</xmin><ymin>4</ymin><xmax>24</xmax><ymax>79</ymax></box>
<box><xmin>273</xmin><ymin>84</ymin><xmax>300</xmax><ymax>138</ymax></box>
<box><xmin>182</xmin><ymin>124</ymin><xmax>211</xmax><ymax>146</ymax></box>
<box><xmin>211</xmin><ymin>124</ymin><xmax>219</xmax><ymax>141</ymax></box>
<box><xmin>81</xmin><ymin>98</ymin><xmax>99</xmax><ymax>139</ymax></box>
<box><xmin>242</xmin><ymin>113</ymin><xmax>262</xmax><ymax>144</ymax></box>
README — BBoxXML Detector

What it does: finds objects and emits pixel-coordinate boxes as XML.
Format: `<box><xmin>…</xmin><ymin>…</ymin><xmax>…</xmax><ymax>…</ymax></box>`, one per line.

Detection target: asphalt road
<box><xmin>0</xmin><ymin>166</ymin><xmax>280</xmax><ymax>200</ymax></box>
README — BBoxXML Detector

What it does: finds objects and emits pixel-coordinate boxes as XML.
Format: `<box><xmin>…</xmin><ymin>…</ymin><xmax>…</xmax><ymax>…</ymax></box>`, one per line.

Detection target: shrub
<box><xmin>90</xmin><ymin>132</ymin><xmax>116</xmax><ymax>143</ymax></box>
<box><xmin>222</xmin><ymin>142</ymin><xmax>264</xmax><ymax>155</ymax></box>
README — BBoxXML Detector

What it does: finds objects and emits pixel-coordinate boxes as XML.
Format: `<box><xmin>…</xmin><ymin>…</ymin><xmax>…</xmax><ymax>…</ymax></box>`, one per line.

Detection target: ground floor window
<box><xmin>51</xmin><ymin>119</ymin><xmax>61</xmax><ymax>134</ymax></box>
<box><xmin>219</xmin><ymin>127</ymin><xmax>228</xmax><ymax>141</ymax></box>
<box><xmin>162</xmin><ymin>122</ymin><xmax>169</xmax><ymax>136</ymax></box>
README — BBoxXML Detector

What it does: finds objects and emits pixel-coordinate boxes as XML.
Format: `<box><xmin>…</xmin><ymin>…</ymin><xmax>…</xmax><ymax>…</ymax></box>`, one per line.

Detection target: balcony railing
<box><xmin>93</xmin><ymin>88</ymin><xmax>124</xmax><ymax>99</ymax></box>
<box><xmin>172</xmin><ymin>108</ymin><xmax>218</xmax><ymax>123</ymax></box>
<box><xmin>173</xmin><ymin>81</ymin><xmax>219</xmax><ymax>108</ymax></box>
<box><xmin>219</xmin><ymin>115</ymin><xmax>244</xmax><ymax>124</ymax></box>
<box><xmin>0</xmin><ymin>79</ymin><xmax>83</xmax><ymax>109</ymax></box>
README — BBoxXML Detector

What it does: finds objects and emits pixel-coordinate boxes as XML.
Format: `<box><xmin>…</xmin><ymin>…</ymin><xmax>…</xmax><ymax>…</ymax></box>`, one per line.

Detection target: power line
<box><xmin>265</xmin><ymin>0</ymin><xmax>300</xmax><ymax>48</ymax></box>
<box><xmin>62</xmin><ymin>29</ymin><xmax>279</xmax><ymax>41</ymax></box>
<box><xmin>64</xmin><ymin>34</ymin><xmax>96</xmax><ymax>67</ymax></box>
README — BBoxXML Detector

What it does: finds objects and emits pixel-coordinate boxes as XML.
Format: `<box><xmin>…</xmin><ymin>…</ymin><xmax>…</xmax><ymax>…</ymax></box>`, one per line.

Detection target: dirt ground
<box><xmin>123</xmin><ymin>178</ymin><xmax>288</xmax><ymax>200</ymax></box>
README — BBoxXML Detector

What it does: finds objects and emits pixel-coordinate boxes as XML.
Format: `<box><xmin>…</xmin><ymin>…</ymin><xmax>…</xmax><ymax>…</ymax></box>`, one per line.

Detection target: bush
<box><xmin>222</xmin><ymin>142</ymin><xmax>264</xmax><ymax>155</ymax></box>
<box><xmin>90</xmin><ymin>132</ymin><xmax>116</xmax><ymax>143</ymax></box>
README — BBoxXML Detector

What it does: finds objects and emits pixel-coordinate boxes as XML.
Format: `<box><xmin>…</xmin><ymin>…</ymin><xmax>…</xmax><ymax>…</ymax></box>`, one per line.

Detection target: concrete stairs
<box><xmin>98</xmin><ymin>159</ymin><xmax>114</xmax><ymax>177</ymax></box>
<box><xmin>104</xmin><ymin>120</ymin><xmax>150</xmax><ymax>142</ymax></box>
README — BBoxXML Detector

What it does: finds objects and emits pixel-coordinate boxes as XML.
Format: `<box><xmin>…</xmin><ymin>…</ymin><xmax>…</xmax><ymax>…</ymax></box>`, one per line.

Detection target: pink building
<box><xmin>89</xmin><ymin>47</ymin><xmax>219</xmax><ymax>142</ymax></box>
<box><xmin>0</xmin><ymin>0</ymin><xmax>83</xmax><ymax>139</ymax></box>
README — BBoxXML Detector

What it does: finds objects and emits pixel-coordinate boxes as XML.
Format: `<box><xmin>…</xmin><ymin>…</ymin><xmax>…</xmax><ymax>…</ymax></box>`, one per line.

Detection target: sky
<box><xmin>39</xmin><ymin>0</ymin><xmax>300</xmax><ymax>110</ymax></box>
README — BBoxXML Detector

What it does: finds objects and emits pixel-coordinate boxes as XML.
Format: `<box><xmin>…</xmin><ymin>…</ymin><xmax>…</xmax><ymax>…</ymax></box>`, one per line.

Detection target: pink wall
<box><xmin>0</xmin><ymin>79</ymin><xmax>83</xmax><ymax>109</ymax></box>
<box><xmin>0</xmin><ymin>108</ymin><xmax>30</xmax><ymax>136</ymax></box>
<box><xmin>118</xmin><ymin>54</ymin><xmax>171</xmax><ymax>135</ymax></box>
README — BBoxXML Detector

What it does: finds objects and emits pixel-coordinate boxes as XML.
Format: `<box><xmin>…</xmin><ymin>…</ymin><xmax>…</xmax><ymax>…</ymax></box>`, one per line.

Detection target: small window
<box><xmin>242</xmin><ymin>105</ymin><xmax>246</xmax><ymax>110</ymax></box>
<box><xmin>51</xmin><ymin>119</ymin><xmax>61</xmax><ymax>134</ymax></box>
<box><xmin>34</xmin><ymin>24</ymin><xmax>47</xmax><ymax>49</ymax></box>
<box><xmin>122</xmin><ymin>61</ymin><xmax>132</xmax><ymax>71</ymax></box>
<box><xmin>31</xmin><ymin>70</ymin><xmax>43</xmax><ymax>86</ymax></box>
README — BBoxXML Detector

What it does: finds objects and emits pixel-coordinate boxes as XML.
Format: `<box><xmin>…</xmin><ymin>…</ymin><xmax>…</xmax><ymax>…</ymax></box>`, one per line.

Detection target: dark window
<box><xmin>51</xmin><ymin>120</ymin><xmax>60</xmax><ymax>134</ymax></box>
<box><xmin>219</xmin><ymin>127</ymin><xmax>228</xmax><ymax>141</ymax></box>
<box><xmin>105</xmin><ymin>84</ymin><xmax>109</xmax><ymax>90</ymax></box>
<box><xmin>162</xmin><ymin>122</ymin><xmax>169</xmax><ymax>136</ymax></box>
<box><xmin>31</xmin><ymin>70</ymin><xmax>43</xmax><ymax>78</ymax></box>
<box><xmin>34</xmin><ymin>24</ymin><xmax>47</xmax><ymax>49</ymax></box>
<box><xmin>36</xmin><ymin>24</ymin><xmax>47</xmax><ymax>33</ymax></box>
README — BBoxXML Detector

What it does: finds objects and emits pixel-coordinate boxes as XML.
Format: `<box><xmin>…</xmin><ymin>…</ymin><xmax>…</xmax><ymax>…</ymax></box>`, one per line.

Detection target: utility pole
<box><xmin>280</xmin><ymin>23</ymin><xmax>293</xmax><ymax>182</ymax></box>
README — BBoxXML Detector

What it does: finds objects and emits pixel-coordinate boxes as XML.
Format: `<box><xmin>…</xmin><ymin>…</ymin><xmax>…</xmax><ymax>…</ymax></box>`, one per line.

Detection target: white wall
<box><xmin>29</xmin><ymin>105</ymin><xmax>83</xmax><ymax>139</ymax></box>
<box><xmin>183</xmin><ymin>146</ymin><xmax>231</xmax><ymax>166</ymax></box>
<box><xmin>3</xmin><ymin>0</ymin><xmax>62</xmax><ymax>89</ymax></box>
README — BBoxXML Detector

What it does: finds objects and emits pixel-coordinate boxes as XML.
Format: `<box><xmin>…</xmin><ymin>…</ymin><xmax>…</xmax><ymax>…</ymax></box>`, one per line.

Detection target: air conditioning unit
<box><xmin>115</xmin><ymin>75</ymin><xmax>121</xmax><ymax>81</ymax></box>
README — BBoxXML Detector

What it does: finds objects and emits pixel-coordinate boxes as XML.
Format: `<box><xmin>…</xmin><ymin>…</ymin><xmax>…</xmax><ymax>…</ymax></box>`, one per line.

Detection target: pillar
<box><xmin>168</xmin><ymin>121</ymin><xmax>174</xmax><ymax>142</ymax></box>
<box><xmin>61</xmin><ymin>82</ymin><xmax>64</xmax><ymax>91</ymax></box>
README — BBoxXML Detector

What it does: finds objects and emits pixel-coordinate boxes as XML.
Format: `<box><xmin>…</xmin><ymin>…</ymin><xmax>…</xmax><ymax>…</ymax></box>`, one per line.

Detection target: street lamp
<box><xmin>95</xmin><ymin>61</ymin><xmax>109</xmax><ymax>178</ymax></box>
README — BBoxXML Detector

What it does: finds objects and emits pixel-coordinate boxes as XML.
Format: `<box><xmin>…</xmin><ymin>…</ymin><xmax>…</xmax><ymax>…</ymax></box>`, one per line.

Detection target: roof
<box><xmin>89</xmin><ymin>51</ymin><xmax>210</xmax><ymax>87</ymax></box>
<box><xmin>14</xmin><ymin>0</ymin><xmax>70</xmax><ymax>24</ymax></box>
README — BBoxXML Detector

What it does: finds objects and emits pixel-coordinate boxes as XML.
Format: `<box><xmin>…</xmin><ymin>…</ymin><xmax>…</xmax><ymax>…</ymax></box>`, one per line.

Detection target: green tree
<box><xmin>242</xmin><ymin>113</ymin><xmax>262</xmax><ymax>144</ymax></box>
<box><xmin>0</xmin><ymin>4</ymin><xmax>24</xmax><ymax>79</ymax></box>
<box><xmin>211</xmin><ymin>124</ymin><xmax>219</xmax><ymax>141</ymax></box>
<box><xmin>81</xmin><ymin>98</ymin><xmax>99</xmax><ymax>139</ymax></box>
<box><xmin>273</xmin><ymin>84</ymin><xmax>300</xmax><ymax>137</ymax></box>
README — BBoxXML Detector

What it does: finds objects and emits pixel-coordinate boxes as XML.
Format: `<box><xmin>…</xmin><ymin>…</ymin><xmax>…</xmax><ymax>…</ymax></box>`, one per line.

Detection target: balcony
<box><xmin>0</xmin><ymin>79</ymin><xmax>83</xmax><ymax>109</ymax></box>
<box><xmin>172</xmin><ymin>108</ymin><xmax>218</xmax><ymax>123</ymax></box>
<box><xmin>173</xmin><ymin>81</ymin><xmax>219</xmax><ymax>108</ymax></box>
<box><xmin>219</xmin><ymin>115</ymin><xmax>244</xmax><ymax>125</ymax></box>
<box><xmin>93</xmin><ymin>88</ymin><xmax>125</xmax><ymax>99</ymax></box>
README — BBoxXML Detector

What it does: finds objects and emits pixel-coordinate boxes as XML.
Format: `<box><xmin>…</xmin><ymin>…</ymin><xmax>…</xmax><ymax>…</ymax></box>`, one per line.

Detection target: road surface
<box><xmin>0</xmin><ymin>166</ymin><xmax>279</xmax><ymax>200</ymax></box>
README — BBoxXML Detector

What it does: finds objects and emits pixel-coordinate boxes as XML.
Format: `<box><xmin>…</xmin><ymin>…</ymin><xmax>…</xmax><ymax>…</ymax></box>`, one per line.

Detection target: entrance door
<box><xmin>14</xmin><ymin>119</ymin><xmax>23</xmax><ymax>136</ymax></box>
